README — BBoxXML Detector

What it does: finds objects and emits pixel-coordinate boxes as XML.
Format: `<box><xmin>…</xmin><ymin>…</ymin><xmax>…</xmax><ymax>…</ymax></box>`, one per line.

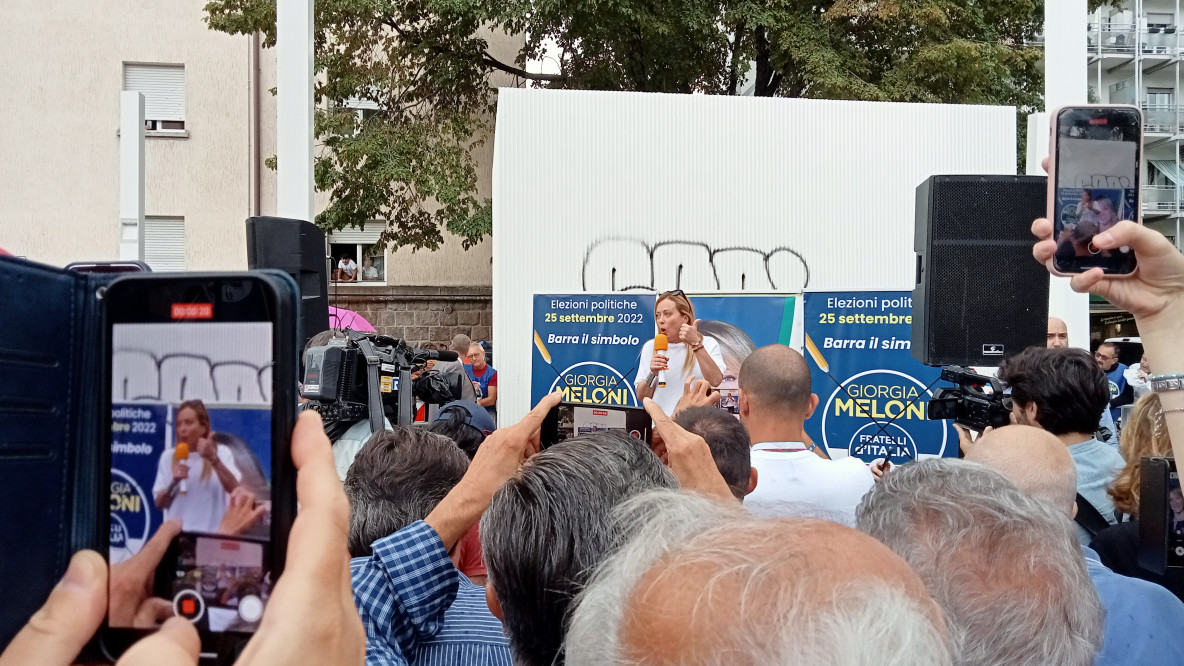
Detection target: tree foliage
<box><xmin>205</xmin><ymin>0</ymin><xmax>1044</xmax><ymax>249</ymax></box>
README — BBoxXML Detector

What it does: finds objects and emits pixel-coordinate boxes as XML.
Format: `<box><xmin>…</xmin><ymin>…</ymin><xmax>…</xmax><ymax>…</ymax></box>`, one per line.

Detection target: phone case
<box><xmin>1046</xmin><ymin>104</ymin><xmax>1142</xmax><ymax>279</ymax></box>
<box><xmin>0</xmin><ymin>255</ymin><xmax>110</xmax><ymax>648</ymax></box>
<box><xmin>0</xmin><ymin>258</ymin><xmax>300</xmax><ymax>655</ymax></box>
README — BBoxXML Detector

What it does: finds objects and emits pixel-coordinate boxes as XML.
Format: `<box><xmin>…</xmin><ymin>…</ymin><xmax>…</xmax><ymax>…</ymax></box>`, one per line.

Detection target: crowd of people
<box><xmin>5</xmin><ymin>218</ymin><xmax>1184</xmax><ymax>665</ymax></box>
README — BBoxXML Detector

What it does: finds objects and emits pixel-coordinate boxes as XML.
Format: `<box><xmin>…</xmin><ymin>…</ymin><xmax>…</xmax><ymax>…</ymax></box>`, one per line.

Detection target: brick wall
<box><xmin>328</xmin><ymin>285</ymin><xmax>493</xmax><ymax>349</ymax></box>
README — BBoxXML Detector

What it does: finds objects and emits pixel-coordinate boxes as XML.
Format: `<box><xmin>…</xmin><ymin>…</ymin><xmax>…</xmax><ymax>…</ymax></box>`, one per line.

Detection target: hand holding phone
<box><xmin>0</xmin><ymin>411</ymin><xmax>365</xmax><ymax>666</ymax></box>
<box><xmin>1046</xmin><ymin>105</ymin><xmax>1142</xmax><ymax>277</ymax></box>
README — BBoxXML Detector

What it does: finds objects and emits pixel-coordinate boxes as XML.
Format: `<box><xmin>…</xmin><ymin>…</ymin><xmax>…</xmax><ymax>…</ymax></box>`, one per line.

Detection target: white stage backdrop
<box><xmin>493</xmin><ymin>89</ymin><xmax>1016</xmax><ymax>423</ymax></box>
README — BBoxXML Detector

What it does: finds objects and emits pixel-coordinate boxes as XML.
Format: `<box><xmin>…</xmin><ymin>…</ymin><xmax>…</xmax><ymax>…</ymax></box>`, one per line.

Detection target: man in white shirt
<box><xmin>335</xmin><ymin>254</ymin><xmax>358</xmax><ymax>282</ymax></box>
<box><xmin>738</xmin><ymin>345</ymin><xmax>874</xmax><ymax>524</ymax></box>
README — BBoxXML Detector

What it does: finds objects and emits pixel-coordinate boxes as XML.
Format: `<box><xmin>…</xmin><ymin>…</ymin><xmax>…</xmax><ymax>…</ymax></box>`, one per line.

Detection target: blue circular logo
<box><xmin>820</xmin><ymin>369</ymin><xmax>948</xmax><ymax>463</ymax></box>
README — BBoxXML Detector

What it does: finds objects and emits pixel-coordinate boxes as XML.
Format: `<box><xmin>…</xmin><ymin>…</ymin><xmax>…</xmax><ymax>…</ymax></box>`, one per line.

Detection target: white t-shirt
<box><xmin>338</xmin><ymin>259</ymin><xmax>358</xmax><ymax>277</ymax></box>
<box><xmin>153</xmin><ymin>444</ymin><xmax>242</xmax><ymax>534</ymax></box>
<box><xmin>744</xmin><ymin>442</ymin><xmax>875</xmax><ymax>526</ymax></box>
<box><xmin>634</xmin><ymin>336</ymin><xmax>726</xmax><ymax>414</ymax></box>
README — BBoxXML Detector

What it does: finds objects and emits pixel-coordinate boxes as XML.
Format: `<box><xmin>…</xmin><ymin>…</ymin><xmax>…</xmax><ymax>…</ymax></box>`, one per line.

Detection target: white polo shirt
<box><xmin>744</xmin><ymin>441</ymin><xmax>876</xmax><ymax>526</ymax></box>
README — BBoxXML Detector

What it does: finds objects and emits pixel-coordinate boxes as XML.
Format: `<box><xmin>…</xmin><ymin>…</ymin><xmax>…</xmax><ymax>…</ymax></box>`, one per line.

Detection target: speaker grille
<box><xmin>913</xmin><ymin>176</ymin><xmax>1049</xmax><ymax>367</ymax></box>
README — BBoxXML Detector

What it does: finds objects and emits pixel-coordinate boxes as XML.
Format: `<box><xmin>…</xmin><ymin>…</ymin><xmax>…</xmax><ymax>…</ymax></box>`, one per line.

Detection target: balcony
<box><xmin>1089</xmin><ymin>23</ymin><xmax>1138</xmax><ymax>54</ymax></box>
<box><xmin>1143</xmin><ymin>185</ymin><xmax>1181</xmax><ymax>213</ymax></box>
<box><xmin>1142</xmin><ymin>26</ymin><xmax>1179</xmax><ymax>54</ymax></box>
<box><xmin>1142</xmin><ymin>104</ymin><xmax>1183</xmax><ymax>133</ymax></box>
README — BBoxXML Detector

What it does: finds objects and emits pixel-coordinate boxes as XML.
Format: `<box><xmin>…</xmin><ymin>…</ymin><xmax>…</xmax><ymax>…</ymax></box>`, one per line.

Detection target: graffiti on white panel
<box><xmin>581</xmin><ymin>238</ymin><xmax>810</xmax><ymax>293</ymax></box>
<box><xmin>112</xmin><ymin>350</ymin><xmax>273</xmax><ymax>405</ymax></box>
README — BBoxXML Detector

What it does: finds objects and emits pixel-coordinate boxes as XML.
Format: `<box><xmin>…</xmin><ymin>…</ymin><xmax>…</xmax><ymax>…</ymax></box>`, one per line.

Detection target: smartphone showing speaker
<box><xmin>1047</xmin><ymin>106</ymin><xmax>1142</xmax><ymax>277</ymax></box>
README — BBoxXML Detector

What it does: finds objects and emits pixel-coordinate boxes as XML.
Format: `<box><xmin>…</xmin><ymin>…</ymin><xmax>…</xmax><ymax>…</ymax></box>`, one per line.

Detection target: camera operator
<box><xmin>303</xmin><ymin>330</ymin><xmax>392</xmax><ymax>481</ymax></box>
<box><xmin>996</xmin><ymin>346</ymin><xmax>1126</xmax><ymax>546</ymax></box>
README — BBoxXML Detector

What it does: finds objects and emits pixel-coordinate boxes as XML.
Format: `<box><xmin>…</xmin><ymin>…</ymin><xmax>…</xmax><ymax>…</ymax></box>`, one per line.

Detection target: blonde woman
<box><xmin>635</xmin><ymin>290</ymin><xmax>725</xmax><ymax>414</ymax></box>
<box><xmin>153</xmin><ymin>400</ymin><xmax>243</xmax><ymax>534</ymax></box>
<box><xmin>1091</xmin><ymin>392</ymin><xmax>1184</xmax><ymax>601</ymax></box>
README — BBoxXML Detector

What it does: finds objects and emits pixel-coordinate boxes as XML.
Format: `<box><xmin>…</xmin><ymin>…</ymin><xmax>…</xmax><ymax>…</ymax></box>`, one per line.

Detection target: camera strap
<box><xmin>354</xmin><ymin>337</ymin><xmax>386</xmax><ymax>434</ymax></box>
<box><xmin>1074</xmin><ymin>493</ymin><xmax>1112</xmax><ymax>538</ymax></box>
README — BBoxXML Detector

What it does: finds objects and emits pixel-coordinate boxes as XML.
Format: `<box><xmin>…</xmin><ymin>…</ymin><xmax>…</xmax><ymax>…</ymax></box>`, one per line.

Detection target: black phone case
<box><xmin>0</xmin><ymin>257</ymin><xmax>299</xmax><ymax>657</ymax></box>
<box><xmin>0</xmin><ymin>255</ymin><xmax>110</xmax><ymax>648</ymax></box>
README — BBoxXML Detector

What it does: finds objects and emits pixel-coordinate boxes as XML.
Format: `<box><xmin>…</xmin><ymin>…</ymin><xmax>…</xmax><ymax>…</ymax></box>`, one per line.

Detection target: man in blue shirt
<box><xmin>346</xmin><ymin>393</ymin><xmax>692</xmax><ymax>666</ymax></box>
<box><xmin>969</xmin><ymin>424</ymin><xmax>1184</xmax><ymax>664</ymax></box>
<box><xmin>345</xmin><ymin>425</ymin><xmax>510</xmax><ymax>666</ymax></box>
<box><xmin>998</xmin><ymin>347</ymin><xmax>1126</xmax><ymax>545</ymax></box>
<box><xmin>1095</xmin><ymin>342</ymin><xmax>1133</xmax><ymax>425</ymax></box>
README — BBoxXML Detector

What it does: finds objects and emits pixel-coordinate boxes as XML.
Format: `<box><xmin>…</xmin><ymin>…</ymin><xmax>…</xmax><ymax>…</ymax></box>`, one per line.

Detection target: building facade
<box><xmin>1089</xmin><ymin>1</ymin><xmax>1184</xmax><ymax>249</ymax></box>
<box><xmin>0</xmin><ymin>1</ymin><xmax>518</xmax><ymax>348</ymax></box>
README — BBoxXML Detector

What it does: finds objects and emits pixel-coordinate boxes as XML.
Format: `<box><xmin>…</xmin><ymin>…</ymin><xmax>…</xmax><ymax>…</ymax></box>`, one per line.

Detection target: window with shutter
<box><xmin>143</xmin><ymin>217</ymin><xmax>187</xmax><ymax>271</ymax></box>
<box><xmin>329</xmin><ymin>223</ymin><xmax>386</xmax><ymax>284</ymax></box>
<box><xmin>123</xmin><ymin>64</ymin><xmax>186</xmax><ymax>131</ymax></box>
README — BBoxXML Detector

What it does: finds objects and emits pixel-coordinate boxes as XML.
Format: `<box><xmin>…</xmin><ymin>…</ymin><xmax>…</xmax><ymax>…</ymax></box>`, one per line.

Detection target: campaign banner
<box><xmin>690</xmin><ymin>294</ymin><xmax>797</xmax><ymax>365</ymax></box>
<box><xmin>110</xmin><ymin>403</ymin><xmax>273</xmax><ymax>563</ymax></box>
<box><xmin>110</xmin><ymin>402</ymin><xmax>169</xmax><ymax>563</ymax></box>
<box><xmin>530</xmin><ymin>293</ymin><xmax>799</xmax><ymax>409</ymax></box>
<box><xmin>801</xmin><ymin>292</ymin><xmax>954</xmax><ymax>463</ymax></box>
<box><xmin>531</xmin><ymin>293</ymin><xmax>657</xmax><ymax>406</ymax></box>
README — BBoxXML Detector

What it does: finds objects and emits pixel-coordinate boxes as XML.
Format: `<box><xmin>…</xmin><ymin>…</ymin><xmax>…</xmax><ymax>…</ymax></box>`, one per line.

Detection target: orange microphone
<box><xmin>175</xmin><ymin>442</ymin><xmax>189</xmax><ymax>496</ymax></box>
<box><xmin>654</xmin><ymin>334</ymin><xmax>668</xmax><ymax>388</ymax></box>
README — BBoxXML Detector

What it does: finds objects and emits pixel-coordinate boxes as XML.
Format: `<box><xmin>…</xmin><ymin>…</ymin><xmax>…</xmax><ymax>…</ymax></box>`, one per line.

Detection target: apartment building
<box><xmin>0</xmin><ymin>1</ymin><xmax>518</xmax><ymax>346</ymax></box>
<box><xmin>1090</xmin><ymin>1</ymin><xmax>1184</xmax><ymax>248</ymax></box>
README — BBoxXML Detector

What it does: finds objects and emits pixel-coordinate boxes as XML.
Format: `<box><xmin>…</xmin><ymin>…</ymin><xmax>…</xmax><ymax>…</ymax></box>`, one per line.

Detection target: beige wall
<box><xmin>1</xmin><ymin>1</ymin><xmax>519</xmax><ymax>287</ymax></box>
<box><xmin>0</xmin><ymin>1</ymin><xmax>253</xmax><ymax>269</ymax></box>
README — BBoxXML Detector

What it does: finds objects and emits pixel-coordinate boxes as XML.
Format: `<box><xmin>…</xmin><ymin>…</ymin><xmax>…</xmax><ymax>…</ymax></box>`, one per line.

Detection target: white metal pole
<box><xmin>119</xmin><ymin>91</ymin><xmax>145</xmax><ymax>261</ymax></box>
<box><xmin>1035</xmin><ymin>0</ymin><xmax>1092</xmax><ymax>350</ymax></box>
<box><xmin>277</xmin><ymin>0</ymin><xmax>315</xmax><ymax>222</ymax></box>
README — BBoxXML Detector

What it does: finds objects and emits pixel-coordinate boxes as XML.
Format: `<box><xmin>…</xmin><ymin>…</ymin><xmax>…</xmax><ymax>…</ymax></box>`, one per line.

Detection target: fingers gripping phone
<box><xmin>100</xmin><ymin>273</ymin><xmax>298</xmax><ymax>662</ymax></box>
<box><xmin>1047</xmin><ymin>105</ymin><xmax>1142</xmax><ymax>276</ymax></box>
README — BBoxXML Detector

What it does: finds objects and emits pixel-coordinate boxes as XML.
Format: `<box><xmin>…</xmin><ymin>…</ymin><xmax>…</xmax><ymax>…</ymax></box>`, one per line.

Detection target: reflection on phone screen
<box><xmin>109</xmin><ymin>321</ymin><xmax>273</xmax><ymax>633</ymax></box>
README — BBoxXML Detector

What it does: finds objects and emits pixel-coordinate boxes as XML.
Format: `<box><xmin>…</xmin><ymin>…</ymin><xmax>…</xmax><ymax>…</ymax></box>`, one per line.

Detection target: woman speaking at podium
<box><xmin>635</xmin><ymin>290</ymin><xmax>726</xmax><ymax>414</ymax></box>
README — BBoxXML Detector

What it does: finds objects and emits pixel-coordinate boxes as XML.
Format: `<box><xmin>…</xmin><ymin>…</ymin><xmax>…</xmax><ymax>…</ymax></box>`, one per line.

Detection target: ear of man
<box><xmin>804</xmin><ymin>393</ymin><xmax>820</xmax><ymax>420</ymax></box>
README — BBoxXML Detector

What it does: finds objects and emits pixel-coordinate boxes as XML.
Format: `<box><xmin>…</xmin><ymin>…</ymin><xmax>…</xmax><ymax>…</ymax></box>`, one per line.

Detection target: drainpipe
<box><xmin>248</xmin><ymin>31</ymin><xmax>261</xmax><ymax>217</ymax></box>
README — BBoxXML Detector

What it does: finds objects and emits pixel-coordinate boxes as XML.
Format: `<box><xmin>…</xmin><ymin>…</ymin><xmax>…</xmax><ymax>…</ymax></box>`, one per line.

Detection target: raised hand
<box><xmin>679</xmin><ymin>318</ymin><xmax>703</xmax><ymax>346</ymax></box>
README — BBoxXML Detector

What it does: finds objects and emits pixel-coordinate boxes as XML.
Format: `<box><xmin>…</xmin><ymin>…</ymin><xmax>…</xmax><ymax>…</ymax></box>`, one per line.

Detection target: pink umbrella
<box><xmin>329</xmin><ymin>306</ymin><xmax>377</xmax><ymax>333</ymax></box>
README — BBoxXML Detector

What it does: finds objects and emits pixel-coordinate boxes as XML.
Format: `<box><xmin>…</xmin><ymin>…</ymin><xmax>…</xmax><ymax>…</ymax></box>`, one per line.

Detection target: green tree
<box><xmin>205</xmin><ymin>0</ymin><xmax>1044</xmax><ymax>249</ymax></box>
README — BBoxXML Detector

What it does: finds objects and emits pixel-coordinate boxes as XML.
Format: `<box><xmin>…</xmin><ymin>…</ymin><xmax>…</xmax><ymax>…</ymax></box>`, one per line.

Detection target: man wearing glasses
<box><xmin>1095</xmin><ymin>342</ymin><xmax>1133</xmax><ymax>426</ymax></box>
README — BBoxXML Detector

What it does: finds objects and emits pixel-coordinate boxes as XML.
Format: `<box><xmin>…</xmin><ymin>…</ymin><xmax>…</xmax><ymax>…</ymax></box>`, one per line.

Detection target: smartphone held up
<box><xmin>1047</xmin><ymin>105</ymin><xmax>1142</xmax><ymax>277</ymax></box>
<box><xmin>101</xmin><ymin>273</ymin><xmax>298</xmax><ymax>661</ymax></box>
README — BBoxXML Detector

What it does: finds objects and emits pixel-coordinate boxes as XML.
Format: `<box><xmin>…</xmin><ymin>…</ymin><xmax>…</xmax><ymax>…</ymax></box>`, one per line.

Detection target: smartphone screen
<box><xmin>1051</xmin><ymin>107</ymin><xmax>1141</xmax><ymax>275</ymax></box>
<box><xmin>103</xmin><ymin>275</ymin><xmax>295</xmax><ymax>658</ymax></box>
<box><xmin>154</xmin><ymin>534</ymin><xmax>270</xmax><ymax>633</ymax></box>
<box><xmin>541</xmin><ymin>402</ymin><xmax>652</xmax><ymax>448</ymax></box>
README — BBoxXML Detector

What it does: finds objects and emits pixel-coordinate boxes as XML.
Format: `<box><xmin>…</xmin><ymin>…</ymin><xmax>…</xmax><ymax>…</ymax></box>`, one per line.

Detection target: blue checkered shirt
<box><xmin>351</xmin><ymin>520</ymin><xmax>512</xmax><ymax>666</ymax></box>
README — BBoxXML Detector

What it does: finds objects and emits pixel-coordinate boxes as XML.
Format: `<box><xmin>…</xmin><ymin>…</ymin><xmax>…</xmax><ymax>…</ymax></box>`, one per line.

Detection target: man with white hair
<box><xmin>967</xmin><ymin>425</ymin><xmax>1184</xmax><ymax>665</ymax></box>
<box><xmin>565</xmin><ymin>490</ymin><xmax>950</xmax><ymax>665</ymax></box>
<box><xmin>857</xmin><ymin>458</ymin><xmax>1104</xmax><ymax>666</ymax></box>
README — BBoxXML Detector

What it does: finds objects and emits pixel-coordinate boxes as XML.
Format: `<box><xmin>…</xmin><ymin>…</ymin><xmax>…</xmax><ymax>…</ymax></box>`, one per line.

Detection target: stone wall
<box><xmin>329</xmin><ymin>285</ymin><xmax>493</xmax><ymax>349</ymax></box>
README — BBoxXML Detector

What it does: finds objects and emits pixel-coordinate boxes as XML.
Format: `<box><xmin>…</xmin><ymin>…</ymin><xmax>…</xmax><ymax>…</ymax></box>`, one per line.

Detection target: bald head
<box><xmin>738</xmin><ymin>345</ymin><xmax>813</xmax><ymax>413</ymax></box>
<box><xmin>967</xmin><ymin>425</ymin><xmax>1077</xmax><ymax>517</ymax></box>
<box><xmin>1047</xmin><ymin>317</ymin><xmax>1068</xmax><ymax>348</ymax></box>
<box><xmin>566</xmin><ymin>491</ymin><xmax>951</xmax><ymax>665</ymax></box>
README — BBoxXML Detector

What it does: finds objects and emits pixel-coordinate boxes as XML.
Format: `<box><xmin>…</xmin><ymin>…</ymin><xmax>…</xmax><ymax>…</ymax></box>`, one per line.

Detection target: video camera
<box><xmin>300</xmin><ymin>330</ymin><xmax>457</xmax><ymax>437</ymax></box>
<box><xmin>927</xmin><ymin>366</ymin><xmax>1012</xmax><ymax>432</ymax></box>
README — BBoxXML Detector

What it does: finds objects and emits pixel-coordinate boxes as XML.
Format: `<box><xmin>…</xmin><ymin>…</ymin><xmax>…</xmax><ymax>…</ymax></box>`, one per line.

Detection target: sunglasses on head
<box><xmin>659</xmin><ymin>289</ymin><xmax>685</xmax><ymax>299</ymax></box>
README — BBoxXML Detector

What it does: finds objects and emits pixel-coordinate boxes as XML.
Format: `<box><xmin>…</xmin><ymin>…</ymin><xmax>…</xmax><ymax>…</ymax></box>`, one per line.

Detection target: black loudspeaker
<box><xmin>246</xmin><ymin>216</ymin><xmax>330</xmax><ymax>352</ymax></box>
<box><xmin>912</xmin><ymin>175</ymin><xmax>1049</xmax><ymax>367</ymax></box>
